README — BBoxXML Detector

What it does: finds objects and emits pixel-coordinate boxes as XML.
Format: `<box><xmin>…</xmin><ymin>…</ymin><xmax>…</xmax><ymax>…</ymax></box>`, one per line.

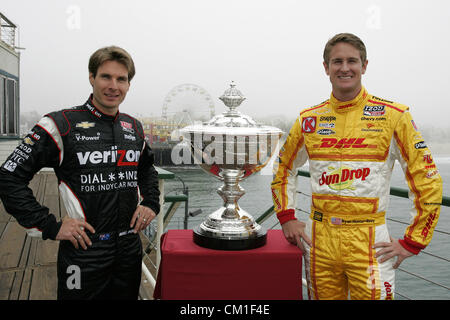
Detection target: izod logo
<box><xmin>319</xmin><ymin>166</ymin><xmax>371</xmax><ymax>190</ymax></box>
<box><xmin>363</xmin><ymin>105</ymin><xmax>385</xmax><ymax>116</ymax></box>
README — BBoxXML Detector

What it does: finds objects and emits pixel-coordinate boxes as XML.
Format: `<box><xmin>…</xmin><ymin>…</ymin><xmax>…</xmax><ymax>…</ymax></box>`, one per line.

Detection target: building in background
<box><xmin>0</xmin><ymin>12</ymin><xmax>20</xmax><ymax>164</ymax></box>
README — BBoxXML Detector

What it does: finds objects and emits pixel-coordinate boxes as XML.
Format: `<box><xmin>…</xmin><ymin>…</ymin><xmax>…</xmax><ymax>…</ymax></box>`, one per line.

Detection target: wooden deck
<box><xmin>0</xmin><ymin>171</ymin><xmax>157</xmax><ymax>300</ymax></box>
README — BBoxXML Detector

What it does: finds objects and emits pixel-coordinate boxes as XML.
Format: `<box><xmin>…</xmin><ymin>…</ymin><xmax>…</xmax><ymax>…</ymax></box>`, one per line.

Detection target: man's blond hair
<box><xmin>323</xmin><ymin>33</ymin><xmax>367</xmax><ymax>66</ymax></box>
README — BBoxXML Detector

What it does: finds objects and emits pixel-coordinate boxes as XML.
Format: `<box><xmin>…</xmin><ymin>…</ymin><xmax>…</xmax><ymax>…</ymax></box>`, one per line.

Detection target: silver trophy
<box><xmin>180</xmin><ymin>82</ymin><xmax>282</xmax><ymax>250</ymax></box>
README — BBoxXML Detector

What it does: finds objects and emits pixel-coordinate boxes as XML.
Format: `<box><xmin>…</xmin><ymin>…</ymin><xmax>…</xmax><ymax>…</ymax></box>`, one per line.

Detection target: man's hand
<box><xmin>373</xmin><ymin>237</ymin><xmax>414</xmax><ymax>269</ymax></box>
<box><xmin>281</xmin><ymin>219</ymin><xmax>312</xmax><ymax>254</ymax></box>
<box><xmin>56</xmin><ymin>217</ymin><xmax>95</xmax><ymax>250</ymax></box>
<box><xmin>130</xmin><ymin>205</ymin><xmax>156</xmax><ymax>233</ymax></box>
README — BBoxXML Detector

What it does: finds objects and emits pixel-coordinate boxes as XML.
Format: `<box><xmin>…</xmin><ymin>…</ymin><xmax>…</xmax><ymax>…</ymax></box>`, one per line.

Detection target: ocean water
<box><xmin>160</xmin><ymin>157</ymin><xmax>450</xmax><ymax>300</ymax></box>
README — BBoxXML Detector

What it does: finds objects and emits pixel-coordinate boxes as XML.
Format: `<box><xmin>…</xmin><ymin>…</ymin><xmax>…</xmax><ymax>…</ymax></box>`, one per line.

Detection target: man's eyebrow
<box><xmin>98</xmin><ymin>73</ymin><xmax>128</xmax><ymax>81</ymax></box>
<box><xmin>331</xmin><ymin>57</ymin><xmax>359</xmax><ymax>62</ymax></box>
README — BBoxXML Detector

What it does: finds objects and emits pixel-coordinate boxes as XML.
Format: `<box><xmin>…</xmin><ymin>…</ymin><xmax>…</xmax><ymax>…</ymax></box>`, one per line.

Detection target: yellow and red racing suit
<box><xmin>271</xmin><ymin>87</ymin><xmax>442</xmax><ymax>300</ymax></box>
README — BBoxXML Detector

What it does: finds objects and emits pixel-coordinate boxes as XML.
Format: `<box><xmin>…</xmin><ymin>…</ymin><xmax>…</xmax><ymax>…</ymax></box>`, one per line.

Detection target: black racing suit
<box><xmin>0</xmin><ymin>96</ymin><xmax>160</xmax><ymax>299</ymax></box>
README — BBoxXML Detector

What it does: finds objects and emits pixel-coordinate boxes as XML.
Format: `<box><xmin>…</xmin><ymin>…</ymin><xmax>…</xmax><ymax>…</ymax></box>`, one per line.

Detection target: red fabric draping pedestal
<box><xmin>153</xmin><ymin>229</ymin><xmax>303</xmax><ymax>300</ymax></box>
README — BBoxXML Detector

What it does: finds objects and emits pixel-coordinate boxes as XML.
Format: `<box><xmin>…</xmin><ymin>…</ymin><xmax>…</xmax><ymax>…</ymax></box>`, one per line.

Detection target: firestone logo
<box><xmin>319</xmin><ymin>166</ymin><xmax>371</xmax><ymax>191</ymax></box>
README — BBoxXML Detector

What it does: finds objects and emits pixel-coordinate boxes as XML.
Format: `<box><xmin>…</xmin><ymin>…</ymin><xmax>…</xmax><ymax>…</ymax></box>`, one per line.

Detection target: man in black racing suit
<box><xmin>0</xmin><ymin>46</ymin><xmax>160</xmax><ymax>299</ymax></box>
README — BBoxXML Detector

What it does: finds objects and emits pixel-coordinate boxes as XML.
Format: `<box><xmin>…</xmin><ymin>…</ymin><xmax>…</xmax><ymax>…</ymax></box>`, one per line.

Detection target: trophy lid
<box><xmin>219</xmin><ymin>81</ymin><xmax>246</xmax><ymax>113</ymax></box>
<box><xmin>206</xmin><ymin>82</ymin><xmax>261</xmax><ymax>129</ymax></box>
<box><xmin>181</xmin><ymin>82</ymin><xmax>282</xmax><ymax>136</ymax></box>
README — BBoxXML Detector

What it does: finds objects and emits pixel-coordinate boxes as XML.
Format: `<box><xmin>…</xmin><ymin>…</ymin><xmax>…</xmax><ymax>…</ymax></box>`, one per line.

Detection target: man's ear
<box><xmin>362</xmin><ymin>60</ymin><xmax>368</xmax><ymax>75</ymax></box>
<box><xmin>89</xmin><ymin>73</ymin><xmax>94</xmax><ymax>86</ymax></box>
<box><xmin>323</xmin><ymin>61</ymin><xmax>330</xmax><ymax>76</ymax></box>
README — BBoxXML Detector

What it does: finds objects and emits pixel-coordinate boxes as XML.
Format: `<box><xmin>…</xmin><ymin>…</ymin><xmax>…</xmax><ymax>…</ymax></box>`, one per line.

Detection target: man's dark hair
<box><xmin>88</xmin><ymin>46</ymin><xmax>136</xmax><ymax>82</ymax></box>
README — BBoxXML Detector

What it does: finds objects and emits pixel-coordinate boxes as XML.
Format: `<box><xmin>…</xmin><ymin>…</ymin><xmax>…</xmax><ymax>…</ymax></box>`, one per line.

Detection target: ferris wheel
<box><xmin>162</xmin><ymin>84</ymin><xmax>215</xmax><ymax>124</ymax></box>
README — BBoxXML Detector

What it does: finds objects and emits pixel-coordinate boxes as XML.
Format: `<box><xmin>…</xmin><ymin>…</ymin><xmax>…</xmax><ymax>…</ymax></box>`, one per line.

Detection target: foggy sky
<box><xmin>2</xmin><ymin>0</ymin><xmax>450</xmax><ymax>127</ymax></box>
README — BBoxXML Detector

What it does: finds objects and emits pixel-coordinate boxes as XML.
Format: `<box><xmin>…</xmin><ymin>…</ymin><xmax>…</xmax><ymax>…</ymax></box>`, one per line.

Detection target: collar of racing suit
<box><xmin>329</xmin><ymin>86</ymin><xmax>369</xmax><ymax>113</ymax></box>
<box><xmin>84</xmin><ymin>94</ymin><xmax>120</xmax><ymax>122</ymax></box>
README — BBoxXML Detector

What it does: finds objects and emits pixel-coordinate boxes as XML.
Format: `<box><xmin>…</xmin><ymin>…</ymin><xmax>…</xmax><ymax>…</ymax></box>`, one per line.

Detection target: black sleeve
<box><xmin>137</xmin><ymin>141</ymin><xmax>161</xmax><ymax>215</ymax></box>
<box><xmin>0</xmin><ymin>118</ymin><xmax>62</xmax><ymax>240</ymax></box>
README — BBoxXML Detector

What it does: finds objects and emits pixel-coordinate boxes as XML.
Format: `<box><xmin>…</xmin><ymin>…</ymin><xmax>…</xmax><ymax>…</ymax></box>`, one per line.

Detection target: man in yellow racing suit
<box><xmin>271</xmin><ymin>33</ymin><xmax>443</xmax><ymax>300</ymax></box>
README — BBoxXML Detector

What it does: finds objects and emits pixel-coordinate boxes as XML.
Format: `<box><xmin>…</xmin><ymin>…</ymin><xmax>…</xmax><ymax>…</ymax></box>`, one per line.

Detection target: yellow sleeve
<box><xmin>392</xmin><ymin>111</ymin><xmax>443</xmax><ymax>254</ymax></box>
<box><xmin>271</xmin><ymin>116</ymin><xmax>308</xmax><ymax>224</ymax></box>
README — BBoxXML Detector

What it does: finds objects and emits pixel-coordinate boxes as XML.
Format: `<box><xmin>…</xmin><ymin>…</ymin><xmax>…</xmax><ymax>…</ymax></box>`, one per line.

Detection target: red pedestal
<box><xmin>154</xmin><ymin>229</ymin><xmax>303</xmax><ymax>300</ymax></box>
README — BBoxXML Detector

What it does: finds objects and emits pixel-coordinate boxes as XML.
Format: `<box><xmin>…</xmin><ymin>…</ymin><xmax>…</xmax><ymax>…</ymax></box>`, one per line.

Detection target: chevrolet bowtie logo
<box><xmin>76</xmin><ymin>122</ymin><xmax>95</xmax><ymax>129</ymax></box>
<box><xmin>23</xmin><ymin>137</ymin><xmax>35</xmax><ymax>145</ymax></box>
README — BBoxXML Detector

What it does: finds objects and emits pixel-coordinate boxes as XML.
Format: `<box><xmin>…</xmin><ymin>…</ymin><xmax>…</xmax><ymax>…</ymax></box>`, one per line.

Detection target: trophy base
<box><xmin>193</xmin><ymin>226</ymin><xmax>267</xmax><ymax>250</ymax></box>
